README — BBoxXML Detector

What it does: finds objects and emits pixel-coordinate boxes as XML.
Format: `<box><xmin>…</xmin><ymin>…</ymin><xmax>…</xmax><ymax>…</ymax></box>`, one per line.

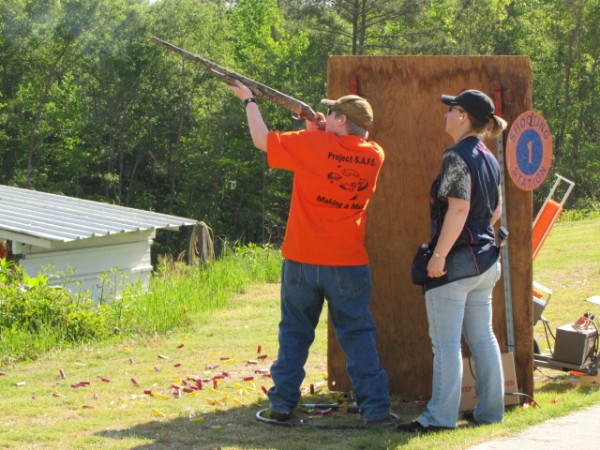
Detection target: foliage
<box><xmin>410</xmin><ymin>0</ymin><xmax>512</xmax><ymax>54</ymax></box>
<box><xmin>278</xmin><ymin>0</ymin><xmax>426</xmax><ymax>55</ymax></box>
<box><xmin>504</xmin><ymin>0</ymin><xmax>600</xmax><ymax>210</ymax></box>
<box><xmin>0</xmin><ymin>259</ymin><xmax>108</xmax><ymax>363</ymax></box>
<box><xmin>558</xmin><ymin>207</ymin><xmax>600</xmax><ymax>223</ymax></box>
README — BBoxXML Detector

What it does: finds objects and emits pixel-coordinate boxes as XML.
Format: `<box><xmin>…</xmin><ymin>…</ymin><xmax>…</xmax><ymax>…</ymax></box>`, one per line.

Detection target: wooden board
<box><xmin>326</xmin><ymin>56</ymin><xmax>534</xmax><ymax>400</ymax></box>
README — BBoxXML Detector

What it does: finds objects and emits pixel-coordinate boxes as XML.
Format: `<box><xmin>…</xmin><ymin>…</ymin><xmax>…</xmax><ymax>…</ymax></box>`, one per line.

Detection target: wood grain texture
<box><xmin>326</xmin><ymin>56</ymin><xmax>534</xmax><ymax>400</ymax></box>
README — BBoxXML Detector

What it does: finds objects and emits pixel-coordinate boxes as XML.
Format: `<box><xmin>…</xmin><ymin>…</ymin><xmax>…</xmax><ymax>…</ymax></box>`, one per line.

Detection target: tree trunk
<box><xmin>26</xmin><ymin>44</ymin><xmax>69</xmax><ymax>188</ymax></box>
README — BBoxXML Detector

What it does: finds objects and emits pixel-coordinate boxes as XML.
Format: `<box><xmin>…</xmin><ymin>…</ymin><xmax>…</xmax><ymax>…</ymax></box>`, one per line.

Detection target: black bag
<box><xmin>411</xmin><ymin>243</ymin><xmax>432</xmax><ymax>285</ymax></box>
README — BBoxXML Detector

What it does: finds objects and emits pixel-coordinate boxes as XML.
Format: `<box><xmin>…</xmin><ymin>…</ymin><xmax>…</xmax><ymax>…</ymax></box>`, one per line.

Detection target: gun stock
<box><xmin>150</xmin><ymin>37</ymin><xmax>318</xmax><ymax>123</ymax></box>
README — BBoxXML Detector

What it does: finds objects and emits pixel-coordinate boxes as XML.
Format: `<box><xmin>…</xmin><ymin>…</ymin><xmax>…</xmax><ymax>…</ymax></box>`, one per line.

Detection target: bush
<box><xmin>0</xmin><ymin>260</ymin><xmax>108</xmax><ymax>363</ymax></box>
<box><xmin>558</xmin><ymin>208</ymin><xmax>600</xmax><ymax>223</ymax></box>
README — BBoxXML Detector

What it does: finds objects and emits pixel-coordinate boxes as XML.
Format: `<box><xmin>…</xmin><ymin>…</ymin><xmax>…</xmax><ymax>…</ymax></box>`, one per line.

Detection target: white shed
<box><xmin>0</xmin><ymin>185</ymin><xmax>196</xmax><ymax>301</ymax></box>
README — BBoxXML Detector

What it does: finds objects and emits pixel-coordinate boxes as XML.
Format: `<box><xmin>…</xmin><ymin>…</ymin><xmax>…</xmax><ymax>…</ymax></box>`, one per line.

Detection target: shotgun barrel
<box><xmin>150</xmin><ymin>37</ymin><xmax>319</xmax><ymax>123</ymax></box>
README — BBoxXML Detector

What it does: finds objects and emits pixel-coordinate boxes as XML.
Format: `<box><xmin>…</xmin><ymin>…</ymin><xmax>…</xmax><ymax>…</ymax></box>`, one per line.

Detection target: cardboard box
<box><xmin>459</xmin><ymin>352</ymin><xmax>519</xmax><ymax>412</ymax></box>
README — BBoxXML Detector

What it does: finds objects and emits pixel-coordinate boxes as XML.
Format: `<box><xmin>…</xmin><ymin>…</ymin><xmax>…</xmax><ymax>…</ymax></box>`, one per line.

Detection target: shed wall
<box><xmin>18</xmin><ymin>231</ymin><xmax>154</xmax><ymax>301</ymax></box>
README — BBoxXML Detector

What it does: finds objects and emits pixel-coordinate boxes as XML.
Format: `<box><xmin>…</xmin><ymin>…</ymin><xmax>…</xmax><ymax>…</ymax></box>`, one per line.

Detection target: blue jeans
<box><xmin>419</xmin><ymin>260</ymin><xmax>504</xmax><ymax>428</ymax></box>
<box><xmin>268</xmin><ymin>260</ymin><xmax>390</xmax><ymax>420</ymax></box>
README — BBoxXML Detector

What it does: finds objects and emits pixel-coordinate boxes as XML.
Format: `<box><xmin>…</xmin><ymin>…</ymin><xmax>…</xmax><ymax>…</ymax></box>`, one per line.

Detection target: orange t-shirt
<box><xmin>267</xmin><ymin>130</ymin><xmax>384</xmax><ymax>266</ymax></box>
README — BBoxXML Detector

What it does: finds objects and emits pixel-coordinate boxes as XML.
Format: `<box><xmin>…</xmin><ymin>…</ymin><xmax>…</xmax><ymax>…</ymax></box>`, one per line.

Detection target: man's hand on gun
<box><xmin>305</xmin><ymin>112</ymin><xmax>326</xmax><ymax>131</ymax></box>
<box><xmin>228</xmin><ymin>80</ymin><xmax>325</xmax><ymax>131</ymax></box>
<box><xmin>227</xmin><ymin>80</ymin><xmax>254</xmax><ymax>102</ymax></box>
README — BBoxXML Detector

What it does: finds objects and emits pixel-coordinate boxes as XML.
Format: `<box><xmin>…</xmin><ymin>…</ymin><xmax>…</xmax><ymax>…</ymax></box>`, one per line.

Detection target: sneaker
<box><xmin>268</xmin><ymin>408</ymin><xmax>292</xmax><ymax>421</ymax></box>
<box><xmin>396</xmin><ymin>420</ymin><xmax>453</xmax><ymax>433</ymax></box>
<box><xmin>363</xmin><ymin>414</ymin><xmax>399</xmax><ymax>427</ymax></box>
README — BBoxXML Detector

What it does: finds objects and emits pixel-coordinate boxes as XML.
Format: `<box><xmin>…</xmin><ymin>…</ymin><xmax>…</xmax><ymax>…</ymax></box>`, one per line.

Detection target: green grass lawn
<box><xmin>0</xmin><ymin>216</ymin><xmax>598</xmax><ymax>449</ymax></box>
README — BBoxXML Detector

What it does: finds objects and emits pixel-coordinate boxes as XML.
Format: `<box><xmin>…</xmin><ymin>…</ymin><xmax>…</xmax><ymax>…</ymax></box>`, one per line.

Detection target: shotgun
<box><xmin>150</xmin><ymin>37</ymin><xmax>320</xmax><ymax>123</ymax></box>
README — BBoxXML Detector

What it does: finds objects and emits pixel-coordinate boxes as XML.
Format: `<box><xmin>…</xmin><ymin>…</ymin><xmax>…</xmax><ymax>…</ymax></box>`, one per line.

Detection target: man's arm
<box><xmin>227</xmin><ymin>80</ymin><xmax>269</xmax><ymax>152</ymax></box>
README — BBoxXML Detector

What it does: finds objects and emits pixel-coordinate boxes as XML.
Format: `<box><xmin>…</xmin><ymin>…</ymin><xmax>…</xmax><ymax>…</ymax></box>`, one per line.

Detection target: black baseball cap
<box><xmin>441</xmin><ymin>89</ymin><xmax>495</xmax><ymax>123</ymax></box>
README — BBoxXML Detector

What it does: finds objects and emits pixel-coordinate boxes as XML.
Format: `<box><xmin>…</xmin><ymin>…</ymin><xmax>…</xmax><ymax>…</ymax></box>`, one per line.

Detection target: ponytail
<box><xmin>487</xmin><ymin>115</ymin><xmax>508</xmax><ymax>139</ymax></box>
<box><xmin>469</xmin><ymin>114</ymin><xmax>508</xmax><ymax>139</ymax></box>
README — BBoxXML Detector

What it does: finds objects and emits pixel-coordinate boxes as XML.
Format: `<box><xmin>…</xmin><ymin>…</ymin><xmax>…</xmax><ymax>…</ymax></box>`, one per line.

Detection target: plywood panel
<box><xmin>326</xmin><ymin>56</ymin><xmax>533</xmax><ymax>400</ymax></box>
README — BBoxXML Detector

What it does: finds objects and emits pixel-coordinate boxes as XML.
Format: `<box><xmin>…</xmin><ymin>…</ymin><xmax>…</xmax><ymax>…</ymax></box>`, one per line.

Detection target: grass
<box><xmin>0</xmin><ymin>216</ymin><xmax>598</xmax><ymax>449</ymax></box>
<box><xmin>120</xmin><ymin>243</ymin><xmax>282</xmax><ymax>334</ymax></box>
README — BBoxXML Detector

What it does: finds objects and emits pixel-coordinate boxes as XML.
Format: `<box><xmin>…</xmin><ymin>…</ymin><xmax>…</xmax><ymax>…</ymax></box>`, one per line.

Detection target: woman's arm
<box><xmin>491</xmin><ymin>191</ymin><xmax>502</xmax><ymax>225</ymax></box>
<box><xmin>428</xmin><ymin>197</ymin><xmax>470</xmax><ymax>277</ymax></box>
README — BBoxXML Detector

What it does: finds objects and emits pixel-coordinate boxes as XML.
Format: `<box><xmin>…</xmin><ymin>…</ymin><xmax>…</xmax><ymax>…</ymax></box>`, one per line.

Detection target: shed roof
<box><xmin>0</xmin><ymin>185</ymin><xmax>196</xmax><ymax>245</ymax></box>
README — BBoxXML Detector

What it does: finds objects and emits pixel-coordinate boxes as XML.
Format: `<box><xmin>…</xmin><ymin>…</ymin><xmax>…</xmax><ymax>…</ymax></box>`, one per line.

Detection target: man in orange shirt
<box><xmin>227</xmin><ymin>80</ymin><xmax>392</xmax><ymax>425</ymax></box>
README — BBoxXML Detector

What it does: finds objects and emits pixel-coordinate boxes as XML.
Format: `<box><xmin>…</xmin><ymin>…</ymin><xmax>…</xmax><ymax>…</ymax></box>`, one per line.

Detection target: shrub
<box><xmin>0</xmin><ymin>260</ymin><xmax>108</xmax><ymax>363</ymax></box>
<box><xmin>558</xmin><ymin>208</ymin><xmax>600</xmax><ymax>222</ymax></box>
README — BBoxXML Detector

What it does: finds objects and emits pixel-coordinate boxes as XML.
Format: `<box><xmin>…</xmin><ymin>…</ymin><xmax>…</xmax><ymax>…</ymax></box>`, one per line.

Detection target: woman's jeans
<box><xmin>268</xmin><ymin>260</ymin><xmax>390</xmax><ymax>420</ymax></box>
<box><xmin>419</xmin><ymin>260</ymin><xmax>504</xmax><ymax>428</ymax></box>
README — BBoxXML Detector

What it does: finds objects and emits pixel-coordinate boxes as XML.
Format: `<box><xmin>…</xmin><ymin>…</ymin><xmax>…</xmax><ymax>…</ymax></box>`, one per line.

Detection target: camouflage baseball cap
<box><xmin>321</xmin><ymin>95</ymin><xmax>373</xmax><ymax>130</ymax></box>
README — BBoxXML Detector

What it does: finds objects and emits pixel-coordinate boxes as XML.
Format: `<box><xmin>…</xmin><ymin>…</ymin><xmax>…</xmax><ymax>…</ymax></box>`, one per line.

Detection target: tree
<box><xmin>23</xmin><ymin>0</ymin><xmax>99</xmax><ymax>188</ymax></box>
<box><xmin>279</xmin><ymin>0</ymin><xmax>424</xmax><ymax>55</ymax></box>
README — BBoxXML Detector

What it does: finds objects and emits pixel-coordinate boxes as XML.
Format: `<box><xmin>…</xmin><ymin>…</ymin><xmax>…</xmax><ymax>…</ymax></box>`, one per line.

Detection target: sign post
<box><xmin>494</xmin><ymin>83</ymin><xmax>515</xmax><ymax>353</ymax></box>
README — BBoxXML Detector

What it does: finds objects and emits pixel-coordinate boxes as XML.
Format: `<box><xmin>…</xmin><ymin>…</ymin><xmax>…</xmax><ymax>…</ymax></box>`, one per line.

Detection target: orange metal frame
<box><xmin>531</xmin><ymin>174</ymin><xmax>575</xmax><ymax>261</ymax></box>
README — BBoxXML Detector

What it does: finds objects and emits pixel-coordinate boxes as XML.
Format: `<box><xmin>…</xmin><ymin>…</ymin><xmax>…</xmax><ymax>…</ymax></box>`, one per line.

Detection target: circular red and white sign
<box><xmin>505</xmin><ymin>111</ymin><xmax>552</xmax><ymax>191</ymax></box>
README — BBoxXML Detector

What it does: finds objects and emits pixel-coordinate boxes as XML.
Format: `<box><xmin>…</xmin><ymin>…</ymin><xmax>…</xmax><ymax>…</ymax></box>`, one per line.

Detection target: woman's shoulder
<box><xmin>442</xmin><ymin>149</ymin><xmax>469</xmax><ymax>169</ymax></box>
